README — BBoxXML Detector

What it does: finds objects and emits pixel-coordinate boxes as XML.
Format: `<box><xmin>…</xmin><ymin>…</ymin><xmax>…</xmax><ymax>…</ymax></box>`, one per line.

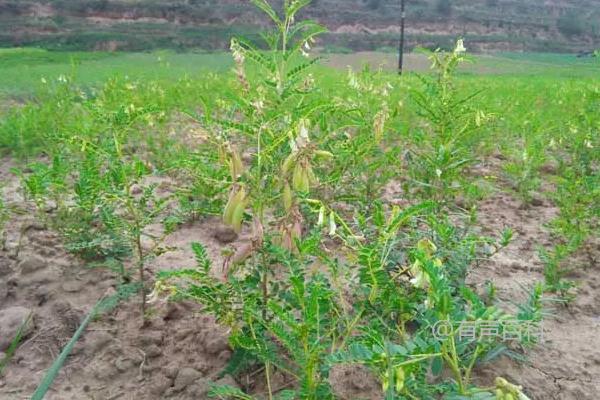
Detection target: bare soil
<box><xmin>0</xmin><ymin>152</ymin><xmax>598</xmax><ymax>400</ymax></box>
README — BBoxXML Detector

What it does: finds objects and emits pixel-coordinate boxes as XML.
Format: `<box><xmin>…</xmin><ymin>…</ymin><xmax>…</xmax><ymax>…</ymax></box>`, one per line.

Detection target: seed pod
<box><xmin>283</xmin><ymin>182</ymin><xmax>293</xmax><ymax>211</ymax></box>
<box><xmin>394</xmin><ymin>367</ymin><xmax>405</xmax><ymax>392</ymax></box>
<box><xmin>505</xmin><ymin>394</ymin><xmax>515</xmax><ymax>400</ymax></box>
<box><xmin>231</xmin><ymin>197</ymin><xmax>247</xmax><ymax>233</ymax></box>
<box><xmin>306</xmin><ymin>164</ymin><xmax>317</xmax><ymax>185</ymax></box>
<box><xmin>228</xmin><ymin>162</ymin><xmax>236</xmax><ymax>181</ymax></box>
<box><xmin>218</xmin><ymin>143</ymin><xmax>227</xmax><ymax>164</ymax></box>
<box><xmin>282</xmin><ymin>152</ymin><xmax>296</xmax><ymax>175</ymax></box>
<box><xmin>381</xmin><ymin>373</ymin><xmax>389</xmax><ymax>392</ymax></box>
<box><xmin>302</xmin><ymin>167</ymin><xmax>311</xmax><ymax>191</ymax></box>
<box><xmin>223</xmin><ymin>187</ymin><xmax>239</xmax><ymax>225</ymax></box>
<box><xmin>495</xmin><ymin>389</ymin><xmax>504</xmax><ymax>400</ymax></box>
<box><xmin>229</xmin><ymin>149</ymin><xmax>244</xmax><ymax>181</ymax></box>
<box><xmin>293</xmin><ymin>162</ymin><xmax>309</xmax><ymax>192</ymax></box>
<box><xmin>292</xmin><ymin>162</ymin><xmax>302</xmax><ymax>190</ymax></box>
<box><xmin>417</xmin><ymin>238</ymin><xmax>437</xmax><ymax>257</ymax></box>
<box><xmin>314</xmin><ymin>150</ymin><xmax>334</xmax><ymax>159</ymax></box>
<box><xmin>223</xmin><ymin>186</ymin><xmax>246</xmax><ymax>226</ymax></box>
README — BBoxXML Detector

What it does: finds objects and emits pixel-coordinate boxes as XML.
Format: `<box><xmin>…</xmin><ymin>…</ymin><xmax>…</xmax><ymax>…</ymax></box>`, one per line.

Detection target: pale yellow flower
<box><xmin>454</xmin><ymin>39</ymin><xmax>467</xmax><ymax>55</ymax></box>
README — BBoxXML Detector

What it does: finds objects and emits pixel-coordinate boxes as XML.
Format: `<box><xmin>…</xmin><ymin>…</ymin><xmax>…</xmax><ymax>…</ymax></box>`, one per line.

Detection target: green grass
<box><xmin>325</xmin><ymin>51</ymin><xmax>599</xmax><ymax>78</ymax></box>
<box><xmin>0</xmin><ymin>48</ymin><xmax>233</xmax><ymax>97</ymax></box>
<box><xmin>1</xmin><ymin>48</ymin><xmax>598</xmax><ymax>97</ymax></box>
<box><xmin>474</xmin><ymin>52</ymin><xmax>600</xmax><ymax>77</ymax></box>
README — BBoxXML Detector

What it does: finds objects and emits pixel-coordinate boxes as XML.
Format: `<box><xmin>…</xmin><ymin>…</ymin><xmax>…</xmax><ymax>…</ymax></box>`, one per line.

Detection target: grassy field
<box><xmin>0</xmin><ymin>47</ymin><xmax>597</xmax><ymax>97</ymax></box>
<box><xmin>0</xmin><ymin>7</ymin><xmax>598</xmax><ymax>399</ymax></box>
<box><xmin>0</xmin><ymin>48</ymin><xmax>233</xmax><ymax>97</ymax></box>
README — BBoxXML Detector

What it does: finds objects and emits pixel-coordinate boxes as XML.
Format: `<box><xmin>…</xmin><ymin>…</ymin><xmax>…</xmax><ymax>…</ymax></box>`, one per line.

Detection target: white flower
<box><xmin>298</xmin><ymin>119</ymin><xmax>310</xmax><ymax>141</ymax></box>
<box><xmin>253</xmin><ymin>100</ymin><xmax>264</xmax><ymax>112</ymax></box>
<box><xmin>328</xmin><ymin>212</ymin><xmax>336</xmax><ymax>236</ymax></box>
<box><xmin>347</xmin><ymin>68</ymin><xmax>360</xmax><ymax>89</ymax></box>
<box><xmin>289</xmin><ymin>139</ymin><xmax>298</xmax><ymax>153</ymax></box>
<box><xmin>409</xmin><ymin>261</ymin><xmax>429</xmax><ymax>289</ymax></box>
<box><xmin>454</xmin><ymin>39</ymin><xmax>466</xmax><ymax>55</ymax></box>
<box><xmin>317</xmin><ymin>206</ymin><xmax>325</xmax><ymax>226</ymax></box>
<box><xmin>230</xmin><ymin>39</ymin><xmax>245</xmax><ymax>64</ymax></box>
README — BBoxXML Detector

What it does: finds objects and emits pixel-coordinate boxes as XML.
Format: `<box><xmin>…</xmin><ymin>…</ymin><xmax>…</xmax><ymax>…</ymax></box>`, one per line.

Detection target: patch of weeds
<box><xmin>408</xmin><ymin>41</ymin><xmax>492</xmax><ymax>205</ymax></box>
<box><xmin>503</xmin><ymin>127</ymin><xmax>546</xmax><ymax>204</ymax></box>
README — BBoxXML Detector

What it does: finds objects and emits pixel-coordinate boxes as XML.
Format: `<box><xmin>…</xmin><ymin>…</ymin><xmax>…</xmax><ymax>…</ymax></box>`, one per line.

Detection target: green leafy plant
<box><xmin>84</xmin><ymin>102</ymin><xmax>171</xmax><ymax>318</ymax></box>
<box><xmin>503</xmin><ymin>127</ymin><xmax>546</xmax><ymax>204</ymax></box>
<box><xmin>408</xmin><ymin>40</ymin><xmax>491</xmax><ymax>204</ymax></box>
<box><xmin>319</xmin><ymin>65</ymin><xmax>403</xmax><ymax>213</ymax></box>
<box><xmin>0</xmin><ymin>1</ymin><xmax>593</xmax><ymax>399</ymax></box>
<box><xmin>160</xmin><ymin>238</ymin><xmax>343</xmax><ymax>400</ymax></box>
<box><xmin>539</xmin><ymin>86</ymin><xmax>599</xmax><ymax>297</ymax></box>
<box><xmin>193</xmin><ymin>0</ymin><xmax>329</xmax><ymax>253</ymax></box>
<box><xmin>15</xmin><ymin>83</ymin><xmax>172</xmax><ymax>317</ymax></box>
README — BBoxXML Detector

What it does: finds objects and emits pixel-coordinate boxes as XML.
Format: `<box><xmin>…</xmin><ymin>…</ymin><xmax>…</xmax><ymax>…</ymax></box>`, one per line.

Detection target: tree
<box><xmin>557</xmin><ymin>12</ymin><xmax>585</xmax><ymax>37</ymax></box>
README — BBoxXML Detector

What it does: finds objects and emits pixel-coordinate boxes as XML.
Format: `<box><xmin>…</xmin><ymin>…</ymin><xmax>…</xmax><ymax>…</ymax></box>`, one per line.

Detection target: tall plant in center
<box><xmin>212</xmin><ymin>0</ymin><xmax>328</xmax><ymax>257</ymax></box>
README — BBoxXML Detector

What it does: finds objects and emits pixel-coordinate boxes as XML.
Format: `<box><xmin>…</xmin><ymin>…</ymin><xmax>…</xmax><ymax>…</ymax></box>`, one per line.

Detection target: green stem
<box><xmin>464</xmin><ymin>345</ymin><xmax>481</xmax><ymax>388</ymax></box>
<box><xmin>265</xmin><ymin>361</ymin><xmax>274</xmax><ymax>400</ymax></box>
<box><xmin>136</xmin><ymin>232</ymin><xmax>145</xmax><ymax>320</ymax></box>
<box><xmin>442</xmin><ymin>334</ymin><xmax>465</xmax><ymax>394</ymax></box>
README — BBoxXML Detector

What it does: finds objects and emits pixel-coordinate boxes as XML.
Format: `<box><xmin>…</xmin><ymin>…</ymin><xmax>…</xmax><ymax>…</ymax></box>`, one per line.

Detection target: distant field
<box><xmin>0</xmin><ymin>47</ymin><xmax>598</xmax><ymax>96</ymax></box>
<box><xmin>0</xmin><ymin>48</ymin><xmax>233</xmax><ymax>97</ymax></box>
<box><xmin>324</xmin><ymin>51</ymin><xmax>600</xmax><ymax>77</ymax></box>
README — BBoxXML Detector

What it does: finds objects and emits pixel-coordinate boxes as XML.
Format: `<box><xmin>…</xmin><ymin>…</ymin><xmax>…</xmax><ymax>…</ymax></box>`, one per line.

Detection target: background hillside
<box><xmin>1</xmin><ymin>0</ymin><xmax>600</xmax><ymax>53</ymax></box>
